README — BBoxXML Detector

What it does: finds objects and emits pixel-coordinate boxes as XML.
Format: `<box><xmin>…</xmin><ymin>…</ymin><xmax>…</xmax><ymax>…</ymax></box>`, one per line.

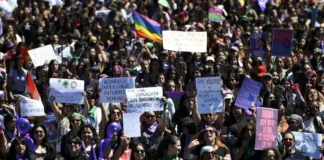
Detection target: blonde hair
<box><xmin>194</xmin><ymin>126</ymin><xmax>228</xmax><ymax>150</ymax></box>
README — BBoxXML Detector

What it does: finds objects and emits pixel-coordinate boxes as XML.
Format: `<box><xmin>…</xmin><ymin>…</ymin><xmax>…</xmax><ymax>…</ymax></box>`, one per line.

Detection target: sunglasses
<box><xmin>145</xmin><ymin>115</ymin><xmax>156</xmax><ymax>119</ymax></box>
<box><xmin>112</xmin><ymin>111</ymin><xmax>121</xmax><ymax>115</ymax></box>
<box><xmin>135</xmin><ymin>149</ymin><xmax>145</xmax><ymax>153</ymax></box>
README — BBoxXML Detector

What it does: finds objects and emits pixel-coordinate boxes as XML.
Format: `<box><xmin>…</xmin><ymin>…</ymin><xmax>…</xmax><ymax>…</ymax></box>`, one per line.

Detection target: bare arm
<box><xmin>192</xmin><ymin>97</ymin><xmax>201</xmax><ymax>127</ymax></box>
<box><xmin>50</xmin><ymin>102</ymin><xmax>62</xmax><ymax>122</ymax></box>
<box><xmin>80</xmin><ymin>92</ymin><xmax>89</xmax><ymax>116</ymax></box>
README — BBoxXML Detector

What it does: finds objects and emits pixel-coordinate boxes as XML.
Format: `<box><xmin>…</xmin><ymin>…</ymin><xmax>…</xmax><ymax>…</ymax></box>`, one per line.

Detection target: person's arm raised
<box><xmin>192</xmin><ymin>96</ymin><xmax>201</xmax><ymax>126</ymax></box>
<box><xmin>80</xmin><ymin>92</ymin><xmax>89</xmax><ymax>116</ymax></box>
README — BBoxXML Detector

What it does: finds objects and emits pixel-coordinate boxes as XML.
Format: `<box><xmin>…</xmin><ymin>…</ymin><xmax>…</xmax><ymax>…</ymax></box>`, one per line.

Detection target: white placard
<box><xmin>42</xmin><ymin>0</ymin><xmax>63</xmax><ymax>6</ymax></box>
<box><xmin>123</xmin><ymin>113</ymin><xmax>141</xmax><ymax>138</ymax></box>
<box><xmin>53</xmin><ymin>42</ymin><xmax>75</xmax><ymax>59</ymax></box>
<box><xmin>99</xmin><ymin>77</ymin><xmax>135</xmax><ymax>103</ymax></box>
<box><xmin>162</xmin><ymin>31</ymin><xmax>207</xmax><ymax>52</ymax></box>
<box><xmin>196</xmin><ymin>77</ymin><xmax>223</xmax><ymax>114</ymax></box>
<box><xmin>28</xmin><ymin>45</ymin><xmax>62</xmax><ymax>67</ymax></box>
<box><xmin>20</xmin><ymin>96</ymin><xmax>45</xmax><ymax>117</ymax></box>
<box><xmin>95</xmin><ymin>10</ymin><xmax>111</xmax><ymax>22</ymax></box>
<box><xmin>0</xmin><ymin>0</ymin><xmax>17</xmax><ymax>13</ymax></box>
<box><xmin>49</xmin><ymin>78</ymin><xmax>84</xmax><ymax>104</ymax></box>
<box><xmin>126</xmin><ymin>87</ymin><xmax>163</xmax><ymax>113</ymax></box>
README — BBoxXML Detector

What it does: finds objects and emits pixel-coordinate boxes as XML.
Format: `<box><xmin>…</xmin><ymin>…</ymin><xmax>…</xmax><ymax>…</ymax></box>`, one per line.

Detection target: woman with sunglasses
<box><xmin>130</xmin><ymin>144</ymin><xmax>146</xmax><ymax>160</ymax></box>
<box><xmin>156</xmin><ymin>135</ymin><xmax>181</xmax><ymax>160</ymax></box>
<box><xmin>6</xmin><ymin>137</ymin><xmax>36</xmax><ymax>160</ymax></box>
<box><xmin>282</xmin><ymin>132</ymin><xmax>306</xmax><ymax>159</ymax></box>
<box><xmin>303</xmin><ymin>100</ymin><xmax>324</xmax><ymax>133</ymax></box>
<box><xmin>30</xmin><ymin>124</ymin><xmax>57</xmax><ymax>160</ymax></box>
<box><xmin>136</xmin><ymin>111</ymin><xmax>166</xmax><ymax>159</ymax></box>
<box><xmin>60</xmin><ymin>113</ymin><xmax>86</xmax><ymax>158</ymax></box>
<box><xmin>99</xmin><ymin>103</ymin><xmax>123</xmax><ymax>138</ymax></box>
<box><xmin>200</xmin><ymin>145</ymin><xmax>217</xmax><ymax>160</ymax></box>
<box><xmin>49</xmin><ymin>92</ymin><xmax>89</xmax><ymax>154</ymax></box>
<box><xmin>64</xmin><ymin>136</ymin><xmax>88</xmax><ymax>160</ymax></box>
<box><xmin>186</xmin><ymin>126</ymin><xmax>230</xmax><ymax>160</ymax></box>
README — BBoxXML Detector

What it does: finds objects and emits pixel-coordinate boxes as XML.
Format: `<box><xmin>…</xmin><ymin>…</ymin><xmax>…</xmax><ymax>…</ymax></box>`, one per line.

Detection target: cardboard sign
<box><xmin>250</xmin><ymin>33</ymin><xmax>267</xmax><ymax>57</ymax></box>
<box><xmin>162</xmin><ymin>31</ymin><xmax>207</xmax><ymax>52</ymax></box>
<box><xmin>208</xmin><ymin>8</ymin><xmax>222</xmax><ymax>22</ymax></box>
<box><xmin>272</xmin><ymin>29</ymin><xmax>293</xmax><ymax>57</ymax></box>
<box><xmin>20</xmin><ymin>96</ymin><xmax>45</xmax><ymax>117</ymax></box>
<box><xmin>49</xmin><ymin>78</ymin><xmax>84</xmax><ymax>104</ymax></box>
<box><xmin>126</xmin><ymin>87</ymin><xmax>163</xmax><ymax>113</ymax></box>
<box><xmin>28</xmin><ymin>45</ymin><xmax>62</xmax><ymax>67</ymax></box>
<box><xmin>99</xmin><ymin>77</ymin><xmax>135</xmax><ymax>103</ymax></box>
<box><xmin>235</xmin><ymin>78</ymin><xmax>262</xmax><ymax>109</ymax></box>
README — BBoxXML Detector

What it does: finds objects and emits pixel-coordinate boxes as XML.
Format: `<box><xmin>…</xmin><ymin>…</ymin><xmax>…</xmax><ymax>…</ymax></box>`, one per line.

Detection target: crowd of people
<box><xmin>0</xmin><ymin>0</ymin><xmax>323</xmax><ymax>160</ymax></box>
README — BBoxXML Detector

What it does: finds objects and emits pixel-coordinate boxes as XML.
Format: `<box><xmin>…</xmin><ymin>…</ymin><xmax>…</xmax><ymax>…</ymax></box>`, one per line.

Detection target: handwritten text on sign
<box><xmin>255</xmin><ymin>107</ymin><xmax>278</xmax><ymax>150</ymax></box>
<box><xmin>272</xmin><ymin>29</ymin><xmax>293</xmax><ymax>57</ymax></box>
<box><xmin>126</xmin><ymin>87</ymin><xmax>163</xmax><ymax>113</ymax></box>
<box><xmin>99</xmin><ymin>77</ymin><xmax>135</xmax><ymax>103</ymax></box>
<box><xmin>20</xmin><ymin>96</ymin><xmax>45</xmax><ymax>117</ymax></box>
<box><xmin>196</xmin><ymin>77</ymin><xmax>223</xmax><ymax>114</ymax></box>
<box><xmin>162</xmin><ymin>31</ymin><xmax>207</xmax><ymax>52</ymax></box>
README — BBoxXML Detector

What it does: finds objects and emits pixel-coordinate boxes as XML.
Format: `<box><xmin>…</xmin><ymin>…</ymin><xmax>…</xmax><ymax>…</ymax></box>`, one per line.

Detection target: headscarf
<box><xmin>142</xmin><ymin>121</ymin><xmax>158</xmax><ymax>138</ymax></box>
<box><xmin>70</xmin><ymin>113</ymin><xmax>86</xmax><ymax>124</ymax></box>
<box><xmin>288</xmin><ymin>114</ymin><xmax>304</xmax><ymax>129</ymax></box>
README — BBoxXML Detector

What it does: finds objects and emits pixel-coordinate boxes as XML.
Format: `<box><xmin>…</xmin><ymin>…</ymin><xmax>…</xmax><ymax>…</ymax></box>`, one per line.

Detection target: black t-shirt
<box><xmin>283</xmin><ymin>151</ymin><xmax>308</xmax><ymax>160</ymax></box>
<box><xmin>63</xmin><ymin>152</ymin><xmax>88</xmax><ymax>160</ymax></box>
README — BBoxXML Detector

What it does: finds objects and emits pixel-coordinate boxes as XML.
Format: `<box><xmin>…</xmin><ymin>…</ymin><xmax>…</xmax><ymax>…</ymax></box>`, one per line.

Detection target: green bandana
<box><xmin>70</xmin><ymin>113</ymin><xmax>86</xmax><ymax>124</ymax></box>
<box><xmin>88</xmin><ymin>106</ymin><xmax>97</xmax><ymax>122</ymax></box>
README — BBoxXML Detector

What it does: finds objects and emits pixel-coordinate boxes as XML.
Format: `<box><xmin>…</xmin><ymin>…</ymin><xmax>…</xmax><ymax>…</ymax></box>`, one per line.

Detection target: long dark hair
<box><xmin>47</xmin><ymin>59</ymin><xmax>58</xmax><ymax>79</ymax></box>
<box><xmin>156</xmin><ymin>135</ymin><xmax>179</xmax><ymax>159</ymax></box>
<box><xmin>235</xmin><ymin>122</ymin><xmax>256</xmax><ymax>147</ymax></box>
<box><xmin>30</xmin><ymin>124</ymin><xmax>50</xmax><ymax>147</ymax></box>
<box><xmin>130</xmin><ymin>143</ymin><xmax>147</xmax><ymax>160</ymax></box>
<box><xmin>6</xmin><ymin>137</ymin><xmax>34</xmax><ymax>159</ymax></box>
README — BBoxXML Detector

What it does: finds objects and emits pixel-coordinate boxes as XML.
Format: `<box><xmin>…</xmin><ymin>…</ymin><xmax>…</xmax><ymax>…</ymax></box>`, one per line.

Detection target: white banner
<box><xmin>49</xmin><ymin>78</ymin><xmax>84</xmax><ymax>104</ymax></box>
<box><xmin>28</xmin><ymin>45</ymin><xmax>62</xmax><ymax>67</ymax></box>
<box><xmin>162</xmin><ymin>31</ymin><xmax>207</xmax><ymax>52</ymax></box>
<box><xmin>196</xmin><ymin>77</ymin><xmax>223</xmax><ymax>114</ymax></box>
<box><xmin>20</xmin><ymin>96</ymin><xmax>45</xmax><ymax>117</ymax></box>
<box><xmin>99</xmin><ymin>77</ymin><xmax>135</xmax><ymax>103</ymax></box>
<box><xmin>126</xmin><ymin>87</ymin><xmax>163</xmax><ymax>113</ymax></box>
<box><xmin>0</xmin><ymin>0</ymin><xmax>17</xmax><ymax>13</ymax></box>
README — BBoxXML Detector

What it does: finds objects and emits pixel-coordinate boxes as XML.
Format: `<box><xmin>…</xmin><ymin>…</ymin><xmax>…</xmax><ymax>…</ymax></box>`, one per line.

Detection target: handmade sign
<box><xmin>162</xmin><ymin>31</ymin><xmax>207</xmax><ymax>52</ymax></box>
<box><xmin>20</xmin><ymin>96</ymin><xmax>45</xmax><ymax>117</ymax></box>
<box><xmin>250</xmin><ymin>33</ymin><xmax>267</xmax><ymax>57</ymax></box>
<box><xmin>196</xmin><ymin>77</ymin><xmax>223</xmax><ymax>114</ymax></box>
<box><xmin>208</xmin><ymin>8</ymin><xmax>222</xmax><ymax>22</ymax></box>
<box><xmin>99</xmin><ymin>77</ymin><xmax>135</xmax><ymax>103</ymax></box>
<box><xmin>292</xmin><ymin>132</ymin><xmax>322</xmax><ymax>159</ymax></box>
<box><xmin>126</xmin><ymin>87</ymin><xmax>163</xmax><ymax>113</ymax></box>
<box><xmin>49</xmin><ymin>78</ymin><xmax>84</xmax><ymax>104</ymax></box>
<box><xmin>272</xmin><ymin>29</ymin><xmax>293</xmax><ymax>57</ymax></box>
<box><xmin>167</xmin><ymin>92</ymin><xmax>184</xmax><ymax>110</ymax></box>
<box><xmin>28</xmin><ymin>45</ymin><xmax>62</xmax><ymax>67</ymax></box>
<box><xmin>235</xmin><ymin>78</ymin><xmax>262</xmax><ymax>109</ymax></box>
<box><xmin>255</xmin><ymin>107</ymin><xmax>278</xmax><ymax>150</ymax></box>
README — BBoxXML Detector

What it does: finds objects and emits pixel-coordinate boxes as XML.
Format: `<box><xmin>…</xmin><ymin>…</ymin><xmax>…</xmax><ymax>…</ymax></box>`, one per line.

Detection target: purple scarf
<box><xmin>142</xmin><ymin>122</ymin><xmax>158</xmax><ymax>138</ymax></box>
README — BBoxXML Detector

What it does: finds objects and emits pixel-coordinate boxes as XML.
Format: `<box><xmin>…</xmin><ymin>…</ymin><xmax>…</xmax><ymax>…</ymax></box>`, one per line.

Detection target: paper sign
<box><xmin>20</xmin><ymin>96</ymin><xmax>45</xmax><ymax>117</ymax></box>
<box><xmin>255</xmin><ymin>107</ymin><xmax>278</xmax><ymax>150</ymax></box>
<box><xmin>258</xmin><ymin>0</ymin><xmax>269</xmax><ymax>11</ymax></box>
<box><xmin>208</xmin><ymin>8</ymin><xmax>222</xmax><ymax>22</ymax></box>
<box><xmin>41</xmin><ymin>113</ymin><xmax>58</xmax><ymax>142</ymax></box>
<box><xmin>43</xmin><ymin>0</ymin><xmax>63</xmax><ymax>6</ymax></box>
<box><xmin>53</xmin><ymin>42</ymin><xmax>75</xmax><ymax>59</ymax></box>
<box><xmin>196</xmin><ymin>77</ymin><xmax>223</xmax><ymax>114</ymax></box>
<box><xmin>123</xmin><ymin>113</ymin><xmax>141</xmax><ymax>138</ymax></box>
<box><xmin>250</xmin><ymin>33</ymin><xmax>267</xmax><ymax>57</ymax></box>
<box><xmin>49</xmin><ymin>78</ymin><xmax>84</xmax><ymax>104</ymax></box>
<box><xmin>292</xmin><ymin>132</ymin><xmax>322</xmax><ymax>159</ymax></box>
<box><xmin>272</xmin><ymin>29</ymin><xmax>293</xmax><ymax>57</ymax></box>
<box><xmin>235</xmin><ymin>78</ymin><xmax>262</xmax><ymax>109</ymax></box>
<box><xmin>95</xmin><ymin>10</ymin><xmax>111</xmax><ymax>22</ymax></box>
<box><xmin>126</xmin><ymin>87</ymin><xmax>163</xmax><ymax>113</ymax></box>
<box><xmin>0</xmin><ymin>0</ymin><xmax>17</xmax><ymax>13</ymax></box>
<box><xmin>162</xmin><ymin>31</ymin><xmax>207</xmax><ymax>52</ymax></box>
<box><xmin>99</xmin><ymin>77</ymin><xmax>135</xmax><ymax>103</ymax></box>
<box><xmin>28</xmin><ymin>45</ymin><xmax>62</xmax><ymax>67</ymax></box>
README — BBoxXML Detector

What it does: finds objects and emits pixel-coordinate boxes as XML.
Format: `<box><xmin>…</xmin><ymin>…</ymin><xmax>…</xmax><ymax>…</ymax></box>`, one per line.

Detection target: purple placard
<box><xmin>250</xmin><ymin>33</ymin><xmax>267</xmax><ymax>57</ymax></box>
<box><xmin>208</xmin><ymin>8</ymin><xmax>222</xmax><ymax>22</ymax></box>
<box><xmin>167</xmin><ymin>91</ymin><xmax>184</xmax><ymax>99</ymax></box>
<box><xmin>234</xmin><ymin>78</ymin><xmax>262</xmax><ymax>110</ymax></box>
<box><xmin>272</xmin><ymin>29</ymin><xmax>293</xmax><ymax>57</ymax></box>
<box><xmin>255</xmin><ymin>107</ymin><xmax>278</xmax><ymax>150</ymax></box>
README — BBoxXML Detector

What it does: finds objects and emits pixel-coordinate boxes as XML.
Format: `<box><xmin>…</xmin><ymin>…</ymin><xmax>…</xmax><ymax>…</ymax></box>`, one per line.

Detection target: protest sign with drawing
<box><xmin>126</xmin><ymin>87</ymin><xmax>163</xmax><ymax>113</ymax></box>
<box><xmin>49</xmin><ymin>78</ymin><xmax>84</xmax><ymax>104</ymax></box>
<box><xmin>28</xmin><ymin>45</ymin><xmax>62</xmax><ymax>67</ymax></box>
<box><xmin>99</xmin><ymin>77</ymin><xmax>135</xmax><ymax>103</ymax></box>
<box><xmin>250</xmin><ymin>33</ymin><xmax>267</xmax><ymax>57</ymax></box>
<box><xmin>292</xmin><ymin>132</ymin><xmax>322</xmax><ymax>159</ymax></box>
<box><xmin>255</xmin><ymin>107</ymin><xmax>278</xmax><ymax>150</ymax></box>
<box><xmin>162</xmin><ymin>31</ymin><xmax>207</xmax><ymax>52</ymax></box>
<box><xmin>196</xmin><ymin>77</ymin><xmax>223</xmax><ymax>114</ymax></box>
<box><xmin>123</xmin><ymin>113</ymin><xmax>141</xmax><ymax>138</ymax></box>
<box><xmin>20</xmin><ymin>95</ymin><xmax>45</xmax><ymax>117</ymax></box>
<box><xmin>272</xmin><ymin>28</ymin><xmax>293</xmax><ymax>57</ymax></box>
<box><xmin>235</xmin><ymin>78</ymin><xmax>262</xmax><ymax>110</ymax></box>
<box><xmin>208</xmin><ymin>8</ymin><xmax>222</xmax><ymax>22</ymax></box>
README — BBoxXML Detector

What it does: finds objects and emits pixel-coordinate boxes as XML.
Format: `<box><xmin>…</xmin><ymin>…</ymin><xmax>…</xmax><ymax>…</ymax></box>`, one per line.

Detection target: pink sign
<box><xmin>255</xmin><ymin>107</ymin><xmax>278</xmax><ymax>150</ymax></box>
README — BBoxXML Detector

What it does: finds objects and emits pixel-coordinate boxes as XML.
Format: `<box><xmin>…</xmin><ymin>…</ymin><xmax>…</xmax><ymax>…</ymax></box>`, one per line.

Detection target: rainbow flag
<box><xmin>133</xmin><ymin>10</ymin><xmax>162</xmax><ymax>43</ymax></box>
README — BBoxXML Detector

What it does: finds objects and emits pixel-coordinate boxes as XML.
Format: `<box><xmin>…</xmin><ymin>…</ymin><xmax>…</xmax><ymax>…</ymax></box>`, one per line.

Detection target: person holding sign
<box><xmin>282</xmin><ymin>132</ymin><xmax>306</xmax><ymax>159</ymax></box>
